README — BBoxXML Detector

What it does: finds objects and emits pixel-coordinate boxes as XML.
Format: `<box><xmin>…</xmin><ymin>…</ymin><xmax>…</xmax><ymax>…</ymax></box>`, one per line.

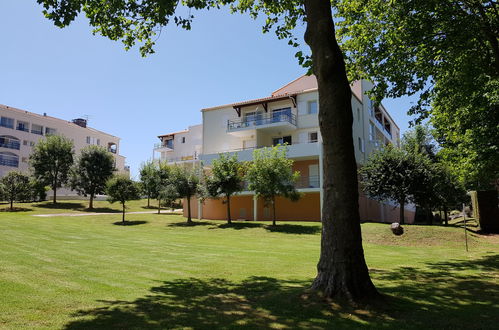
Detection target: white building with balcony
<box><xmin>154</xmin><ymin>75</ymin><xmax>414</xmax><ymax>223</ymax></box>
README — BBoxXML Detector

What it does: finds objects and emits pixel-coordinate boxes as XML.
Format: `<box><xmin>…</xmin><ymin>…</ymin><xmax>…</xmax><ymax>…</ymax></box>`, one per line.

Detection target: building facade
<box><xmin>154</xmin><ymin>76</ymin><xmax>415</xmax><ymax>223</ymax></box>
<box><xmin>0</xmin><ymin>104</ymin><xmax>128</xmax><ymax>195</ymax></box>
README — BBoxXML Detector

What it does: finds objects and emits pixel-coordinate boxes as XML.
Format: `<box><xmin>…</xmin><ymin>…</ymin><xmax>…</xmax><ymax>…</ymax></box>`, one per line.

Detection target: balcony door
<box><xmin>308</xmin><ymin>164</ymin><xmax>319</xmax><ymax>188</ymax></box>
<box><xmin>272</xmin><ymin>135</ymin><xmax>292</xmax><ymax>146</ymax></box>
<box><xmin>272</xmin><ymin>107</ymin><xmax>291</xmax><ymax>123</ymax></box>
<box><xmin>244</xmin><ymin>111</ymin><xmax>263</xmax><ymax>127</ymax></box>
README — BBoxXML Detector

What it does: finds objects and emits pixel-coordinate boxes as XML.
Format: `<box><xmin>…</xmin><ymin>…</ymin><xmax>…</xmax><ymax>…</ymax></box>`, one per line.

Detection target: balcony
<box><xmin>154</xmin><ymin>141</ymin><xmax>174</xmax><ymax>151</ymax></box>
<box><xmin>240</xmin><ymin>175</ymin><xmax>320</xmax><ymax>192</ymax></box>
<box><xmin>199</xmin><ymin>141</ymin><xmax>320</xmax><ymax>165</ymax></box>
<box><xmin>161</xmin><ymin>155</ymin><xmax>199</xmax><ymax>163</ymax></box>
<box><xmin>16</xmin><ymin>125</ymin><xmax>29</xmax><ymax>133</ymax></box>
<box><xmin>227</xmin><ymin>109</ymin><xmax>297</xmax><ymax>137</ymax></box>
<box><xmin>0</xmin><ymin>140</ymin><xmax>20</xmax><ymax>150</ymax></box>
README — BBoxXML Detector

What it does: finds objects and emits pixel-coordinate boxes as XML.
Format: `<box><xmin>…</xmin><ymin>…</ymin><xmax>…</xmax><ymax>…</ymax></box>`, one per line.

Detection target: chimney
<box><xmin>72</xmin><ymin>118</ymin><xmax>87</xmax><ymax>128</ymax></box>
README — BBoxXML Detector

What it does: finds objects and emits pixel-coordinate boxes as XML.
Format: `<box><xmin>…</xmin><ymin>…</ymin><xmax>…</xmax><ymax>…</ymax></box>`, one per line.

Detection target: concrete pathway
<box><xmin>33</xmin><ymin>210</ymin><xmax>182</xmax><ymax>217</ymax></box>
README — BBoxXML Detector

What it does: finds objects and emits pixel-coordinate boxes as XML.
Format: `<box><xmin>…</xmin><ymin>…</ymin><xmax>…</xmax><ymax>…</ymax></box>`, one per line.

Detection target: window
<box><xmin>16</xmin><ymin>121</ymin><xmax>29</xmax><ymax>132</ymax></box>
<box><xmin>0</xmin><ymin>152</ymin><xmax>19</xmax><ymax>167</ymax></box>
<box><xmin>45</xmin><ymin>127</ymin><xmax>56</xmax><ymax>136</ymax></box>
<box><xmin>30</xmin><ymin>141</ymin><xmax>35</xmax><ymax>147</ymax></box>
<box><xmin>97</xmin><ymin>139</ymin><xmax>100</xmax><ymax>146</ymax></box>
<box><xmin>272</xmin><ymin>135</ymin><xmax>292</xmax><ymax>146</ymax></box>
<box><xmin>358</xmin><ymin>137</ymin><xmax>364</xmax><ymax>153</ymax></box>
<box><xmin>0</xmin><ymin>117</ymin><xmax>14</xmax><ymax>129</ymax></box>
<box><xmin>369</xmin><ymin>100</ymin><xmax>375</xmax><ymax>117</ymax></box>
<box><xmin>86</xmin><ymin>136</ymin><xmax>91</xmax><ymax>144</ymax></box>
<box><xmin>31</xmin><ymin>124</ymin><xmax>43</xmax><ymax>135</ymax></box>
<box><xmin>308</xmin><ymin>100</ymin><xmax>318</xmax><ymax>114</ymax></box>
<box><xmin>369</xmin><ymin>122</ymin><xmax>375</xmax><ymax>141</ymax></box>
<box><xmin>0</xmin><ymin>136</ymin><xmax>20</xmax><ymax>150</ymax></box>
<box><xmin>308</xmin><ymin>132</ymin><xmax>318</xmax><ymax>143</ymax></box>
<box><xmin>23</xmin><ymin>140</ymin><xmax>28</xmax><ymax>146</ymax></box>
<box><xmin>181</xmin><ymin>137</ymin><xmax>186</xmax><ymax>143</ymax></box>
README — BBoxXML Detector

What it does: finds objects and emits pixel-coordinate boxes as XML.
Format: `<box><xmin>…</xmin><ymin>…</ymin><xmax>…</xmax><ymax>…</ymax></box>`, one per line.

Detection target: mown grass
<box><xmin>0</xmin><ymin>200</ymin><xmax>497</xmax><ymax>329</ymax></box>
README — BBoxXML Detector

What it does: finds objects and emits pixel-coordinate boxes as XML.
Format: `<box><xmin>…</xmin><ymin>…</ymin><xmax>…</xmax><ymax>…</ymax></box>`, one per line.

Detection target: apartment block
<box><xmin>154</xmin><ymin>76</ymin><xmax>414</xmax><ymax>223</ymax></box>
<box><xmin>0</xmin><ymin>104</ymin><xmax>128</xmax><ymax>195</ymax></box>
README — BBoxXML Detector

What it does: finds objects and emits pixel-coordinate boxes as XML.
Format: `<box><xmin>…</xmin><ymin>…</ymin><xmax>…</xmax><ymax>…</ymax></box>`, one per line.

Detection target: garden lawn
<box><xmin>0</xmin><ymin>201</ymin><xmax>498</xmax><ymax>329</ymax></box>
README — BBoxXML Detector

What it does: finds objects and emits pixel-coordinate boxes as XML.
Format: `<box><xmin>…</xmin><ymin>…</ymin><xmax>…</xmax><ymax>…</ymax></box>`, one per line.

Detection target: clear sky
<box><xmin>0</xmin><ymin>2</ymin><xmax>418</xmax><ymax>178</ymax></box>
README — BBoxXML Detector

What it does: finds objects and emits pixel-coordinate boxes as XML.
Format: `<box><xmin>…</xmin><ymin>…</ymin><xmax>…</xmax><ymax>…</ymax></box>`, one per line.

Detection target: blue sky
<box><xmin>0</xmin><ymin>2</ymin><xmax>418</xmax><ymax>178</ymax></box>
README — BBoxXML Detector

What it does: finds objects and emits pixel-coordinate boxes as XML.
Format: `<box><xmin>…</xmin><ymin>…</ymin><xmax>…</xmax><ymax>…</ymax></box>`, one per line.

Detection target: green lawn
<box><xmin>0</xmin><ymin>200</ymin><xmax>498</xmax><ymax>329</ymax></box>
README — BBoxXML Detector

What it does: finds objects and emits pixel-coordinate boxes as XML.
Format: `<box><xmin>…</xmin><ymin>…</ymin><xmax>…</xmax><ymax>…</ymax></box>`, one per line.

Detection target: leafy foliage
<box><xmin>334</xmin><ymin>0</ymin><xmax>499</xmax><ymax>188</ymax></box>
<box><xmin>139</xmin><ymin>161</ymin><xmax>159</xmax><ymax>207</ymax></box>
<box><xmin>70</xmin><ymin>145</ymin><xmax>115</xmax><ymax>209</ymax></box>
<box><xmin>158</xmin><ymin>184</ymin><xmax>180</xmax><ymax>212</ymax></box>
<box><xmin>29</xmin><ymin>135</ymin><xmax>74</xmax><ymax>203</ymax></box>
<box><xmin>0</xmin><ymin>171</ymin><xmax>32</xmax><ymax>210</ymax></box>
<box><xmin>246</xmin><ymin>146</ymin><xmax>300</xmax><ymax>225</ymax></box>
<box><xmin>170</xmin><ymin>165</ymin><xmax>203</xmax><ymax>223</ymax></box>
<box><xmin>205</xmin><ymin>153</ymin><xmax>246</xmax><ymax>224</ymax></box>
<box><xmin>106</xmin><ymin>175</ymin><xmax>140</xmax><ymax>222</ymax></box>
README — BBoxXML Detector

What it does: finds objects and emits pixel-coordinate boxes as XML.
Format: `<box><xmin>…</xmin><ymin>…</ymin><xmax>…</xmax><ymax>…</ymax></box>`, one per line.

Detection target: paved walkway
<box><xmin>33</xmin><ymin>210</ymin><xmax>182</xmax><ymax>217</ymax></box>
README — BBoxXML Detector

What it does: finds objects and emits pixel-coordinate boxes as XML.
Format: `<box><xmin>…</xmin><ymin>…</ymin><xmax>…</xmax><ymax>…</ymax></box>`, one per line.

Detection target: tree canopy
<box><xmin>205</xmin><ymin>153</ymin><xmax>246</xmax><ymax>224</ymax></box>
<box><xmin>29</xmin><ymin>135</ymin><xmax>74</xmax><ymax>204</ymax></box>
<box><xmin>246</xmin><ymin>146</ymin><xmax>300</xmax><ymax>226</ymax></box>
<box><xmin>0</xmin><ymin>171</ymin><xmax>32</xmax><ymax>211</ymax></box>
<box><xmin>334</xmin><ymin>0</ymin><xmax>499</xmax><ymax>188</ymax></box>
<box><xmin>70</xmin><ymin>145</ymin><xmax>115</xmax><ymax>209</ymax></box>
<box><xmin>106</xmin><ymin>175</ymin><xmax>140</xmax><ymax>223</ymax></box>
<box><xmin>170</xmin><ymin>165</ymin><xmax>202</xmax><ymax>224</ymax></box>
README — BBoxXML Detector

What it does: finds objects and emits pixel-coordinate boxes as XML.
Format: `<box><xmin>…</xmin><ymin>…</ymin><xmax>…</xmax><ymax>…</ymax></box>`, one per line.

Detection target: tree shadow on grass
<box><xmin>85</xmin><ymin>207</ymin><xmax>121</xmax><ymax>213</ymax></box>
<box><xmin>167</xmin><ymin>221</ymin><xmax>212</xmax><ymax>227</ymax></box>
<box><xmin>34</xmin><ymin>202</ymin><xmax>85</xmax><ymax>210</ymax></box>
<box><xmin>113</xmin><ymin>221</ymin><xmax>148</xmax><ymax>226</ymax></box>
<box><xmin>264</xmin><ymin>224</ymin><xmax>321</xmax><ymax>235</ymax></box>
<box><xmin>213</xmin><ymin>222</ymin><xmax>263</xmax><ymax>230</ymax></box>
<box><xmin>64</xmin><ymin>255</ymin><xmax>499</xmax><ymax>330</ymax></box>
<box><xmin>0</xmin><ymin>207</ymin><xmax>33</xmax><ymax>212</ymax></box>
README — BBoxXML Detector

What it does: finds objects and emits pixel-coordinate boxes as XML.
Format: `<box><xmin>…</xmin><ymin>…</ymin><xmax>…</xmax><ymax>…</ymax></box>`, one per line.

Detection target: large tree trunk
<box><xmin>399</xmin><ymin>198</ymin><xmax>405</xmax><ymax>225</ymax></box>
<box><xmin>158</xmin><ymin>199</ymin><xmax>161</xmax><ymax>214</ymax></box>
<box><xmin>226</xmin><ymin>194</ymin><xmax>232</xmax><ymax>225</ymax></box>
<box><xmin>10</xmin><ymin>198</ymin><xmax>13</xmax><ymax>211</ymax></box>
<box><xmin>52</xmin><ymin>178</ymin><xmax>57</xmax><ymax>204</ymax></box>
<box><xmin>186</xmin><ymin>196</ymin><xmax>192</xmax><ymax>223</ymax></box>
<box><xmin>89</xmin><ymin>193</ymin><xmax>94</xmax><ymax>210</ymax></box>
<box><xmin>443</xmin><ymin>205</ymin><xmax>448</xmax><ymax>226</ymax></box>
<box><xmin>304</xmin><ymin>0</ymin><xmax>378</xmax><ymax>302</ymax></box>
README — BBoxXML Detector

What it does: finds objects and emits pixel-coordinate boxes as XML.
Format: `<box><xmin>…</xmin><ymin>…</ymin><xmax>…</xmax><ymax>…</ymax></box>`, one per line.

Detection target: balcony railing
<box><xmin>0</xmin><ymin>157</ymin><xmax>19</xmax><ymax>167</ymax></box>
<box><xmin>154</xmin><ymin>142</ymin><xmax>174</xmax><ymax>149</ymax></box>
<box><xmin>31</xmin><ymin>129</ymin><xmax>43</xmax><ymax>135</ymax></box>
<box><xmin>0</xmin><ymin>140</ymin><xmax>21</xmax><ymax>150</ymax></box>
<box><xmin>16</xmin><ymin>126</ymin><xmax>29</xmax><ymax>132</ymax></box>
<box><xmin>162</xmin><ymin>155</ymin><xmax>198</xmax><ymax>163</ymax></box>
<box><xmin>241</xmin><ymin>175</ymin><xmax>320</xmax><ymax>191</ymax></box>
<box><xmin>227</xmin><ymin>109</ymin><xmax>297</xmax><ymax>131</ymax></box>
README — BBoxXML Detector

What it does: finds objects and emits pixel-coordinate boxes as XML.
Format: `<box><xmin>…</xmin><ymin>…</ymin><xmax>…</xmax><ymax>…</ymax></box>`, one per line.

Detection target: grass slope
<box><xmin>0</xmin><ymin>201</ymin><xmax>498</xmax><ymax>329</ymax></box>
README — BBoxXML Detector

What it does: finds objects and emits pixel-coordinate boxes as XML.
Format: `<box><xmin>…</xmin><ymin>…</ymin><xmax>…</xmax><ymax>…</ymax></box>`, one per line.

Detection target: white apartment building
<box><xmin>0</xmin><ymin>104</ymin><xmax>128</xmax><ymax>195</ymax></box>
<box><xmin>154</xmin><ymin>75</ymin><xmax>414</xmax><ymax>223</ymax></box>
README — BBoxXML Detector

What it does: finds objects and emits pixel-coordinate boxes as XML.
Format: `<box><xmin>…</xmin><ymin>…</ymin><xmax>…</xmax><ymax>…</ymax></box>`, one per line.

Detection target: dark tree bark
<box><xmin>444</xmin><ymin>205</ymin><xmax>449</xmax><ymax>226</ymax></box>
<box><xmin>10</xmin><ymin>199</ymin><xmax>13</xmax><ymax>211</ymax></box>
<box><xmin>226</xmin><ymin>194</ymin><xmax>232</xmax><ymax>225</ymax></box>
<box><xmin>186</xmin><ymin>196</ymin><xmax>192</xmax><ymax>223</ymax></box>
<box><xmin>89</xmin><ymin>193</ymin><xmax>94</xmax><ymax>210</ymax></box>
<box><xmin>304</xmin><ymin>0</ymin><xmax>378</xmax><ymax>301</ymax></box>
<box><xmin>399</xmin><ymin>197</ymin><xmax>405</xmax><ymax>225</ymax></box>
<box><xmin>52</xmin><ymin>178</ymin><xmax>57</xmax><ymax>204</ymax></box>
<box><xmin>272</xmin><ymin>196</ymin><xmax>276</xmax><ymax>226</ymax></box>
<box><xmin>147</xmin><ymin>196</ymin><xmax>150</xmax><ymax>208</ymax></box>
<box><xmin>122</xmin><ymin>203</ymin><xmax>125</xmax><ymax>223</ymax></box>
<box><xmin>158</xmin><ymin>199</ymin><xmax>161</xmax><ymax>214</ymax></box>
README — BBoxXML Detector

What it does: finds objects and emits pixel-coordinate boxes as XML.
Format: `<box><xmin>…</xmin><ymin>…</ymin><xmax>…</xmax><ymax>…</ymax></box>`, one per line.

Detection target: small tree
<box><xmin>139</xmin><ymin>161</ymin><xmax>159</xmax><ymax>208</ymax></box>
<box><xmin>154</xmin><ymin>162</ymin><xmax>172</xmax><ymax>214</ymax></box>
<box><xmin>30</xmin><ymin>135</ymin><xmax>74</xmax><ymax>204</ymax></box>
<box><xmin>205</xmin><ymin>154</ymin><xmax>245</xmax><ymax>224</ymax></box>
<box><xmin>170</xmin><ymin>165</ymin><xmax>202</xmax><ymax>224</ymax></box>
<box><xmin>106</xmin><ymin>175</ymin><xmax>140</xmax><ymax>224</ymax></box>
<box><xmin>70</xmin><ymin>145</ymin><xmax>115</xmax><ymax>209</ymax></box>
<box><xmin>0</xmin><ymin>171</ymin><xmax>32</xmax><ymax>210</ymax></box>
<box><xmin>359</xmin><ymin>146</ymin><xmax>431</xmax><ymax>224</ymax></box>
<box><xmin>246</xmin><ymin>146</ymin><xmax>300</xmax><ymax>226</ymax></box>
<box><xmin>158</xmin><ymin>184</ymin><xmax>179</xmax><ymax>213</ymax></box>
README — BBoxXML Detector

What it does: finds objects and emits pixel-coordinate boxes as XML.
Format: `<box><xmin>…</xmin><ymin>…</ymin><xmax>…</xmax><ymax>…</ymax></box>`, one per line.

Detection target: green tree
<box><xmin>70</xmin><ymin>145</ymin><xmax>115</xmax><ymax>209</ymax></box>
<box><xmin>333</xmin><ymin>0</ymin><xmax>499</xmax><ymax>189</ymax></box>
<box><xmin>359</xmin><ymin>146</ymin><xmax>432</xmax><ymax>224</ymax></box>
<box><xmin>205</xmin><ymin>154</ymin><xmax>245</xmax><ymax>224</ymax></box>
<box><xmin>170</xmin><ymin>165</ymin><xmax>202</xmax><ymax>224</ymax></box>
<box><xmin>246</xmin><ymin>146</ymin><xmax>300</xmax><ymax>226</ymax></box>
<box><xmin>155</xmin><ymin>162</ymin><xmax>172</xmax><ymax>214</ymax></box>
<box><xmin>139</xmin><ymin>161</ymin><xmax>159</xmax><ymax>208</ymax></box>
<box><xmin>0</xmin><ymin>171</ymin><xmax>32</xmax><ymax>210</ymax></box>
<box><xmin>30</xmin><ymin>135</ymin><xmax>74</xmax><ymax>204</ymax></box>
<box><xmin>106</xmin><ymin>175</ymin><xmax>140</xmax><ymax>223</ymax></box>
<box><xmin>36</xmin><ymin>0</ymin><xmax>379</xmax><ymax>300</ymax></box>
<box><xmin>402</xmin><ymin>125</ymin><xmax>437</xmax><ymax>162</ymax></box>
<box><xmin>158</xmin><ymin>184</ymin><xmax>179</xmax><ymax>213</ymax></box>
